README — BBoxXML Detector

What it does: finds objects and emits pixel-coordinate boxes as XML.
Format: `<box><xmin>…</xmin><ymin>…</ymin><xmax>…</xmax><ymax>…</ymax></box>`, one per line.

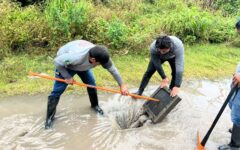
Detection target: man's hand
<box><xmin>160</xmin><ymin>78</ymin><xmax>169</xmax><ymax>88</ymax></box>
<box><xmin>120</xmin><ymin>84</ymin><xmax>129</xmax><ymax>95</ymax></box>
<box><xmin>232</xmin><ymin>73</ymin><xmax>240</xmax><ymax>86</ymax></box>
<box><xmin>65</xmin><ymin>78</ymin><xmax>75</xmax><ymax>85</ymax></box>
<box><xmin>170</xmin><ymin>87</ymin><xmax>180</xmax><ymax>97</ymax></box>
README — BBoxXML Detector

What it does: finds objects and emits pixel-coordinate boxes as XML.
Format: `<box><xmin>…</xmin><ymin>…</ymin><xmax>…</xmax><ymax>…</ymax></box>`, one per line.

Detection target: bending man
<box><xmin>136</xmin><ymin>35</ymin><xmax>184</xmax><ymax>97</ymax></box>
<box><xmin>45</xmin><ymin>40</ymin><xmax>128</xmax><ymax>129</ymax></box>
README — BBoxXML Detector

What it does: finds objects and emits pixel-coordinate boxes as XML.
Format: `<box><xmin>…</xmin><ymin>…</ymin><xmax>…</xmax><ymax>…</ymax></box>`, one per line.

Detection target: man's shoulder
<box><xmin>169</xmin><ymin>36</ymin><xmax>182</xmax><ymax>42</ymax></box>
<box><xmin>149</xmin><ymin>40</ymin><xmax>157</xmax><ymax>53</ymax></box>
<box><xmin>57</xmin><ymin>40</ymin><xmax>95</xmax><ymax>55</ymax></box>
<box><xmin>64</xmin><ymin>40</ymin><xmax>94</xmax><ymax>47</ymax></box>
<box><xmin>169</xmin><ymin>36</ymin><xmax>184</xmax><ymax>51</ymax></box>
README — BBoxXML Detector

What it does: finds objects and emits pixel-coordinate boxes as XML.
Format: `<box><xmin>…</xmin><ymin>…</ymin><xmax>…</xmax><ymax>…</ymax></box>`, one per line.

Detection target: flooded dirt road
<box><xmin>0</xmin><ymin>79</ymin><xmax>234</xmax><ymax>150</ymax></box>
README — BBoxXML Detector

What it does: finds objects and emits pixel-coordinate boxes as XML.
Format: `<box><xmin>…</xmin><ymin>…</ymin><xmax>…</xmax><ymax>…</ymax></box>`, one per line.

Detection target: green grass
<box><xmin>0</xmin><ymin>43</ymin><xmax>239</xmax><ymax>97</ymax></box>
<box><xmin>185</xmin><ymin>44</ymin><xmax>240</xmax><ymax>78</ymax></box>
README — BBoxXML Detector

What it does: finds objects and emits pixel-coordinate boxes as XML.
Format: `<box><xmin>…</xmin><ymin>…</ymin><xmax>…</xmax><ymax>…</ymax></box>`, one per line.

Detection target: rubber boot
<box><xmin>45</xmin><ymin>96</ymin><xmax>60</xmax><ymax>129</ymax></box>
<box><xmin>87</xmin><ymin>88</ymin><xmax>104</xmax><ymax>115</ymax></box>
<box><xmin>229</xmin><ymin>128</ymin><xmax>233</xmax><ymax>133</ymax></box>
<box><xmin>219</xmin><ymin>124</ymin><xmax>240</xmax><ymax>150</ymax></box>
<box><xmin>135</xmin><ymin>88</ymin><xmax>144</xmax><ymax>96</ymax></box>
<box><xmin>229</xmin><ymin>124</ymin><xmax>240</xmax><ymax>148</ymax></box>
<box><xmin>131</xmin><ymin>88</ymin><xmax>144</xmax><ymax>100</ymax></box>
<box><xmin>92</xmin><ymin>105</ymin><xmax>104</xmax><ymax>115</ymax></box>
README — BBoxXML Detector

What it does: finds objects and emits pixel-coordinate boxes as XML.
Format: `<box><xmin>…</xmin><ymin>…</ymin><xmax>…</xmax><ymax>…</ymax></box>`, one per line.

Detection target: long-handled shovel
<box><xmin>197</xmin><ymin>85</ymin><xmax>238</xmax><ymax>150</ymax></box>
<box><xmin>28</xmin><ymin>71</ymin><xmax>159</xmax><ymax>102</ymax></box>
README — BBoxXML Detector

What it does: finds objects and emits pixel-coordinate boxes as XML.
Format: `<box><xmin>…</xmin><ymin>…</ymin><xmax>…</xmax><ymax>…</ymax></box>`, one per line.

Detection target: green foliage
<box><xmin>161</xmin><ymin>6</ymin><xmax>209</xmax><ymax>43</ymax></box>
<box><xmin>213</xmin><ymin>0</ymin><xmax>240</xmax><ymax>15</ymax></box>
<box><xmin>106</xmin><ymin>19</ymin><xmax>129</xmax><ymax>50</ymax></box>
<box><xmin>44</xmin><ymin>0</ymin><xmax>91</xmax><ymax>41</ymax></box>
<box><xmin>84</xmin><ymin>18</ymin><xmax>108</xmax><ymax>44</ymax></box>
<box><xmin>0</xmin><ymin>0</ymin><xmax>239</xmax><ymax>56</ymax></box>
<box><xmin>208</xmin><ymin>18</ymin><xmax>235</xmax><ymax>43</ymax></box>
<box><xmin>0</xmin><ymin>1</ymin><xmax>50</xmax><ymax>58</ymax></box>
<box><xmin>230</xmin><ymin>34</ymin><xmax>240</xmax><ymax>47</ymax></box>
<box><xmin>161</xmin><ymin>6</ymin><xmax>235</xmax><ymax>43</ymax></box>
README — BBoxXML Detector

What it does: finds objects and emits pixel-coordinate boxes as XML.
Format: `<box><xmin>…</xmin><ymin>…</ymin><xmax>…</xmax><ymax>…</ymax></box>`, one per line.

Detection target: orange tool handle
<box><xmin>28</xmin><ymin>72</ymin><xmax>160</xmax><ymax>102</ymax></box>
<box><xmin>197</xmin><ymin>131</ymin><xmax>205</xmax><ymax>150</ymax></box>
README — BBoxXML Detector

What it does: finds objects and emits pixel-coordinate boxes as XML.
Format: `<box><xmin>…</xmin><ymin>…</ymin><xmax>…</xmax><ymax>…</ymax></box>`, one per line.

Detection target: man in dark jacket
<box><xmin>135</xmin><ymin>35</ymin><xmax>184</xmax><ymax>97</ymax></box>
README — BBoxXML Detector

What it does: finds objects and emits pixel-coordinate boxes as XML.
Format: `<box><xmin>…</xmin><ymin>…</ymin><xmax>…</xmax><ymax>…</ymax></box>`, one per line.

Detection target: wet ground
<box><xmin>0</xmin><ymin>79</ymin><xmax>234</xmax><ymax>150</ymax></box>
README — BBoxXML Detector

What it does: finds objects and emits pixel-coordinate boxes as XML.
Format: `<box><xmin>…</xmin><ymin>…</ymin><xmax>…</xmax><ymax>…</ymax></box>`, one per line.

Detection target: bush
<box><xmin>161</xmin><ymin>6</ymin><xmax>235</xmax><ymax>43</ymax></box>
<box><xmin>44</xmin><ymin>0</ymin><xmax>91</xmax><ymax>43</ymax></box>
<box><xmin>213</xmin><ymin>0</ymin><xmax>240</xmax><ymax>16</ymax></box>
<box><xmin>106</xmin><ymin>19</ymin><xmax>129</xmax><ymax>50</ymax></box>
<box><xmin>0</xmin><ymin>1</ymin><xmax>50</xmax><ymax>58</ymax></box>
<box><xmin>208</xmin><ymin>18</ymin><xmax>235</xmax><ymax>43</ymax></box>
<box><xmin>0</xmin><ymin>0</ymin><xmax>239</xmax><ymax>57</ymax></box>
<box><xmin>84</xmin><ymin>18</ymin><xmax>109</xmax><ymax>44</ymax></box>
<box><xmin>231</xmin><ymin>36</ymin><xmax>240</xmax><ymax>47</ymax></box>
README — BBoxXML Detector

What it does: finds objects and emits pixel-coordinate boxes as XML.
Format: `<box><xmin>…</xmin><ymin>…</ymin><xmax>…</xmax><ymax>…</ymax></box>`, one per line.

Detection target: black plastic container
<box><xmin>143</xmin><ymin>87</ymin><xmax>181</xmax><ymax>123</ymax></box>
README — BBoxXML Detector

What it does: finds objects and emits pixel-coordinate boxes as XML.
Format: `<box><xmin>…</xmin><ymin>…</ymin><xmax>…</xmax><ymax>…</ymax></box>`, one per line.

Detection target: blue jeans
<box><xmin>49</xmin><ymin>69</ymin><xmax>98</xmax><ymax>107</ymax></box>
<box><xmin>229</xmin><ymin>87</ymin><xmax>240</xmax><ymax>127</ymax></box>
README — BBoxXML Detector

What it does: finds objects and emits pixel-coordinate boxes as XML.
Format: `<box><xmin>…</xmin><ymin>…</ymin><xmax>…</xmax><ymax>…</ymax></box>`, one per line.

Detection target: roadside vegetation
<box><xmin>0</xmin><ymin>0</ymin><xmax>240</xmax><ymax>96</ymax></box>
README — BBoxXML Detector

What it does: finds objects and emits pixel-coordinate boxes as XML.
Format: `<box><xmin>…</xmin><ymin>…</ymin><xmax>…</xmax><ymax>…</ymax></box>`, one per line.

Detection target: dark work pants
<box><xmin>138</xmin><ymin>58</ymin><xmax>176</xmax><ymax>93</ymax></box>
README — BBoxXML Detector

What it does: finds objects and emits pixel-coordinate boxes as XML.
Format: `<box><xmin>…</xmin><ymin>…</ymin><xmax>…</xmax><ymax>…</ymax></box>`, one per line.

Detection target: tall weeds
<box><xmin>0</xmin><ymin>0</ymin><xmax>239</xmax><ymax>57</ymax></box>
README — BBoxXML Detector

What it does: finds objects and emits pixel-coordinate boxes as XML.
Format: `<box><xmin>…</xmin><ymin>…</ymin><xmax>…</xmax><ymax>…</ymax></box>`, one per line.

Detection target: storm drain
<box><xmin>112</xmin><ymin>87</ymin><xmax>182</xmax><ymax>129</ymax></box>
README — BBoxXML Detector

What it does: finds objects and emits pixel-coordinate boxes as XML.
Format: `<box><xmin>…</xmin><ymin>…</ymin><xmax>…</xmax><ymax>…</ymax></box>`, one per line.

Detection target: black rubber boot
<box><xmin>135</xmin><ymin>88</ymin><xmax>144</xmax><ymax>96</ymax></box>
<box><xmin>219</xmin><ymin>124</ymin><xmax>240</xmax><ymax>150</ymax></box>
<box><xmin>87</xmin><ymin>88</ymin><xmax>104</xmax><ymax>115</ymax></box>
<box><xmin>87</xmin><ymin>88</ymin><xmax>98</xmax><ymax>107</ymax></box>
<box><xmin>229</xmin><ymin>124</ymin><xmax>240</xmax><ymax>148</ymax></box>
<box><xmin>45</xmin><ymin>96</ymin><xmax>60</xmax><ymax>129</ymax></box>
<box><xmin>229</xmin><ymin>128</ymin><xmax>233</xmax><ymax>133</ymax></box>
<box><xmin>218</xmin><ymin>145</ymin><xmax>240</xmax><ymax>150</ymax></box>
<box><xmin>92</xmin><ymin>105</ymin><xmax>104</xmax><ymax>115</ymax></box>
<box><xmin>132</xmin><ymin>88</ymin><xmax>144</xmax><ymax>100</ymax></box>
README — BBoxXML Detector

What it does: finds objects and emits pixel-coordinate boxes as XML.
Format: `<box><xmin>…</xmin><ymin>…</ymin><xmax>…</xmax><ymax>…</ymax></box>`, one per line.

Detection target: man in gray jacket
<box><xmin>45</xmin><ymin>40</ymin><xmax>128</xmax><ymax>129</ymax></box>
<box><xmin>135</xmin><ymin>35</ymin><xmax>184</xmax><ymax>97</ymax></box>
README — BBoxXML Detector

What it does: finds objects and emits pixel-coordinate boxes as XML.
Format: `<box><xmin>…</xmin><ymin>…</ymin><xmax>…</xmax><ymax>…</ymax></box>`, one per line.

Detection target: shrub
<box><xmin>105</xmin><ymin>19</ymin><xmax>129</xmax><ymax>50</ymax></box>
<box><xmin>84</xmin><ymin>18</ymin><xmax>109</xmax><ymax>44</ymax></box>
<box><xmin>213</xmin><ymin>0</ymin><xmax>240</xmax><ymax>16</ymax></box>
<box><xmin>161</xmin><ymin>6</ymin><xmax>235</xmax><ymax>43</ymax></box>
<box><xmin>0</xmin><ymin>1</ymin><xmax>50</xmax><ymax>57</ymax></box>
<box><xmin>44</xmin><ymin>0</ymin><xmax>91</xmax><ymax>43</ymax></box>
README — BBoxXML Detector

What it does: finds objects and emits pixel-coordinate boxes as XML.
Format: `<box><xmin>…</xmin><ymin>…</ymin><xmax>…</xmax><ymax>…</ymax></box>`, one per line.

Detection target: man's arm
<box><xmin>173</xmin><ymin>46</ymin><xmax>184</xmax><ymax>87</ymax></box>
<box><xmin>103</xmin><ymin>61</ymin><xmax>123</xmax><ymax>85</ymax></box>
<box><xmin>151</xmin><ymin>53</ymin><xmax>167</xmax><ymax>79</ymax></box>
<box><xmin>103</xmin><ymin>60</ymin><xmax>128</xmax><ymax>95</ymax></box>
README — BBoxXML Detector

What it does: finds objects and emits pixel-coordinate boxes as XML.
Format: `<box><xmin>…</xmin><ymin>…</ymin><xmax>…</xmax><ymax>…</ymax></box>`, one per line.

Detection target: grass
<box><xmin>0</xmin><ymin>43</ymin><xmax>239</xmax><ymax>97</ymax></box>
<box><xmin>185</xmin><ymin>44</ymin><xmax>240</xmax><ymax>78</ymax></box>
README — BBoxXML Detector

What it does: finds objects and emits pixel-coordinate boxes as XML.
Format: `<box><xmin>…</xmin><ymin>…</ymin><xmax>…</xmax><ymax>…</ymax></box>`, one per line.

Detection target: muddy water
<box><xmin>0</xmin><ymin>79</ymin><xmax>234</xmax><ymax>150</ymax></box>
